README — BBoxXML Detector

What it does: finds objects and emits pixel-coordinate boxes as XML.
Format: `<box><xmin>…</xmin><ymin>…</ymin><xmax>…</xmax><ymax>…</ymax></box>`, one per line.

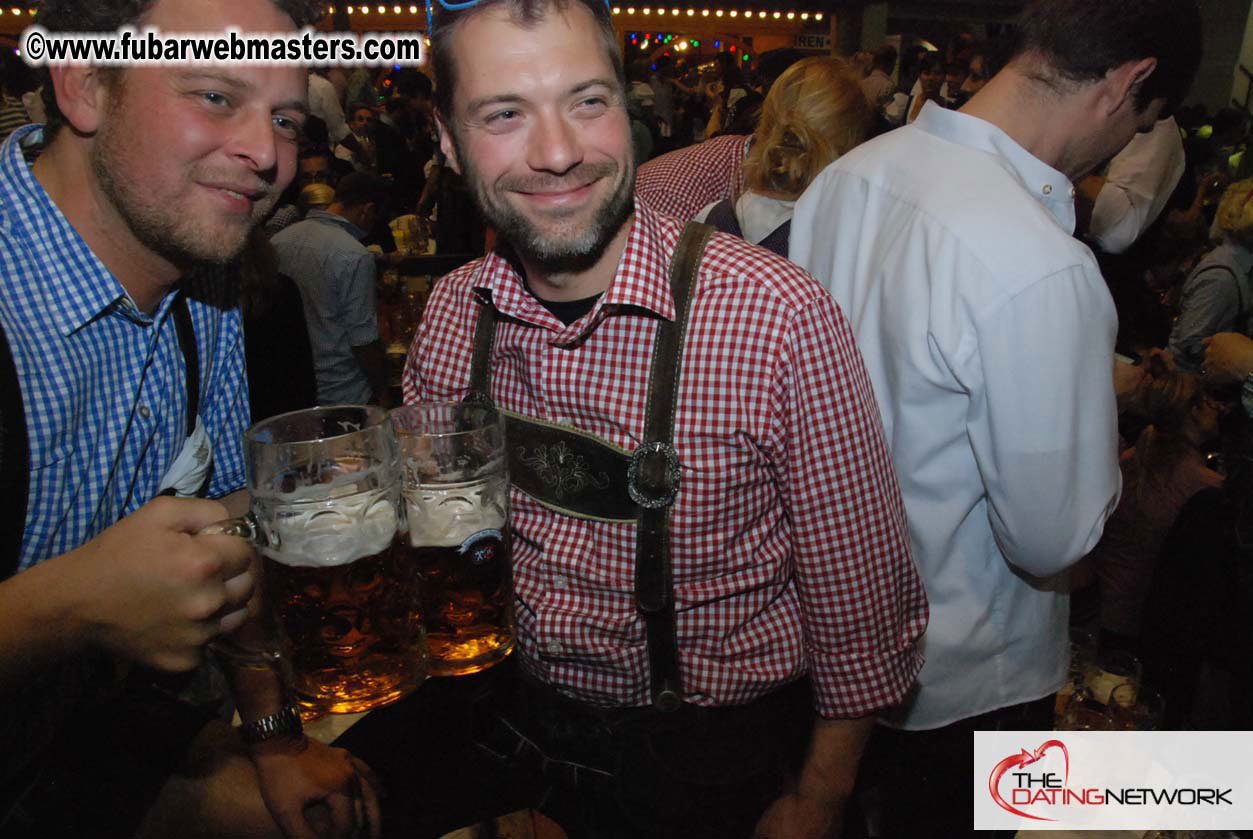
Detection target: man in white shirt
<box><xmin>308</xmin><ymin>69</ymin><xmax>350</xmax><ymax>145</ymax></box>
<box><xmin>1080</xmin><ymin>116</ymin><xmax>1187</xmax><ymax>254</ymax></box>
<box><xmin>790</xmin><ymin>0</ymin><xmax>1201</xmax><ymax>834</ymax></box>
<box><xmin>859</xmin><ymin>45</ymin><xmax>897</xmax><ymax>110</ymax></box>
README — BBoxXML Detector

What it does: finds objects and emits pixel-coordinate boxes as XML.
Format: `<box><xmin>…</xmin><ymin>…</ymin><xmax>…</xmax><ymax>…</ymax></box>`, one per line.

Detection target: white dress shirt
<box><xmin>790</xmin><ymin>102</ymin><xmax>1121</xmax><ymax>730</ymax></box>
<box><xmin>1089</xmin><ymin>117</ymin><xmax>1185</xmax><ymax>254</ymax></box>
<box><xmin>308</xmin><ymin>72</ymin><xmax>350</xmax><ymax>145</ymax></box>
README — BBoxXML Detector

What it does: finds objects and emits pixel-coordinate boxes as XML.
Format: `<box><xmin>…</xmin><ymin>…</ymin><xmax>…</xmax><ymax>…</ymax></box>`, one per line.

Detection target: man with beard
<box><xmin>0</xmin><ymin>0</ymin><xmax>379</xmax><ymax>837</ymax></box>
<box><xmin>393</xmin><ymin>0</ymin><xmax>928</xmax><ymax>836</ymax></box>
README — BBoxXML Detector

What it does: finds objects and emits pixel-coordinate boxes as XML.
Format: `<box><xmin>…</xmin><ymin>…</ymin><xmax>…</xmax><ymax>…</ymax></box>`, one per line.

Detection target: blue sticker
<box><xmin>458</xmin><ymin>528</ymin><xmax>503</xmax><ymax>564</ymax></box>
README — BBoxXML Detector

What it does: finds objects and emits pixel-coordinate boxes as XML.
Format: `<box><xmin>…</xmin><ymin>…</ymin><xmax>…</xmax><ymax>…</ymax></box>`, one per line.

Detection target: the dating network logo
<box><xmin>988</xmin><ymin>740</ymin><xmax>1070</xmax><ymax>821</ymax></box>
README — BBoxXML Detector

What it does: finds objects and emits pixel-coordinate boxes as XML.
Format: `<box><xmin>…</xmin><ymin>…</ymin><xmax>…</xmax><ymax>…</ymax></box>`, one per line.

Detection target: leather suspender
<box><xmin>466</xmin><ymin>221</ymin><xmax>715</xmax><ymax>710</ymax></box>
<box><xmin>633</xmin><ymin>221</ymin><xmax>712</xmax><ymax>710</ymax></box>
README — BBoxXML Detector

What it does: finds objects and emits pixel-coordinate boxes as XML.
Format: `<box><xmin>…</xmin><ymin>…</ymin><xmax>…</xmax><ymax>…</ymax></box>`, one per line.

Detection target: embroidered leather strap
<box><xmin>465</xmin><ymin>222</ymin><xmax>715</xmax><ymax>710</ymax></box>
<box><xmin>636</xmin><ymin>221</ymin><xmax>713</xmax><ymax>711</ymax></box>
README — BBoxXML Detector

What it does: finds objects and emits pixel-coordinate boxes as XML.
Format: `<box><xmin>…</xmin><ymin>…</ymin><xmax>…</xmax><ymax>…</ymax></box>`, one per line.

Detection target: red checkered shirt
<box><xmin>403</xmin><ymin>201</ymin><xmax>926</xmax><ymax>718</ymax></box>
<box><xmin>635</xmin><ymin>134</ymin><xmax>751</xmax><ymax>221</ymax></box>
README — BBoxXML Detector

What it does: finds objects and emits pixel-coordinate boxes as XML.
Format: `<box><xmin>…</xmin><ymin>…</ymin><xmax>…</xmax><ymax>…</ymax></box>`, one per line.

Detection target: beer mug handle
<box><xmin>197</xmin><ymin>513</ymin><xmax>283</xmax><ymax>670</ymax></box>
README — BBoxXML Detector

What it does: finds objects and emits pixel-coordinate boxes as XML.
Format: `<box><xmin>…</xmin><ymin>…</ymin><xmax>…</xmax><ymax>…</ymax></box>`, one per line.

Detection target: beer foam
<box><xmin>405</xmin><ymin>483</ymin><xmax>506</xmax><ymax>548</ymax></box>
<box><xmin>262</xmin><ymin>490</ymin><xmax>397</xmax><ymax>568</ymax></box>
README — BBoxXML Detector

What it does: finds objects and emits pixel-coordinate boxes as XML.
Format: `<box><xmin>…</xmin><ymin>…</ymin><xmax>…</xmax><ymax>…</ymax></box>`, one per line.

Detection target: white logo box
<box><xmin>974</xmin><ymin>731</ymin><xmax>1253</xmax><ymax>831</ymax></box>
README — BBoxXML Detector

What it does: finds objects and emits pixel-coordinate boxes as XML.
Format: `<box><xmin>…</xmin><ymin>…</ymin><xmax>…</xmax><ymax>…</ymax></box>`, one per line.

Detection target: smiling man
<box><xmin>397</xmin><ymin>1</ymin><xmax>927</xmax><ymax>837</ymax></box>
<box><xmin>0</xmin><ymin>1</ymin><xmax>379</xmax><ymax>837</ymax></box>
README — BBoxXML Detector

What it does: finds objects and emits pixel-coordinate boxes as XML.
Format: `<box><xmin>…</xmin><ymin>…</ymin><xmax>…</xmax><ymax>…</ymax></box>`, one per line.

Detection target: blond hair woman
<box><xmin>696</xmin><ymin>56</ymin><xmax>872</xmax><ymax>256</ymax></box>
<box><xmin>1168</xmin><ymin>177</ymin><xmax>1253</xmax><ymax>371</ymax></box>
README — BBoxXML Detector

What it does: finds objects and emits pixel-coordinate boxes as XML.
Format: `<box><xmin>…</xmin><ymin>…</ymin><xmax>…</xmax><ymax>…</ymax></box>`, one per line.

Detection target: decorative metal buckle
<box><xmin>627</xmin><ymin>441</ymin><xmax>680</xmax><ymax>509</ymax></box>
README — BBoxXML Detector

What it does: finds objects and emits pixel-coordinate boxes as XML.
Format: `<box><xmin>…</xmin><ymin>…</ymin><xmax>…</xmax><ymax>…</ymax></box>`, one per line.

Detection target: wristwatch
<box><xmin>240</xmin><ymin>705</ymin><xmax>304</xmax><ymax>745</ymax></box>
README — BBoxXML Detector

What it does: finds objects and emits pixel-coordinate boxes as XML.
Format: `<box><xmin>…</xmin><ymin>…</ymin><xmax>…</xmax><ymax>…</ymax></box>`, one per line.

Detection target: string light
<box><xmin>609</xmin><ymin>6</ymin><xmax>815</xmax><ymax>18</ymax></box>
<box><xmin>377</xmin><ymin>4</ymin><xmax>385</xmax><ymax>13</ymax></box>
<box><xmin>410</xmin><ymin>4</ymin><xmax>418</xmax><ymax>11</ymax></box>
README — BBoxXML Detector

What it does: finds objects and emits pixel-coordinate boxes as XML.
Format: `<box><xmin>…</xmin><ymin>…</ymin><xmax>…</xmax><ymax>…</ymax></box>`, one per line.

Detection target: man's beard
<box><xmin>454</xmin><ymin>136</ymin><xmax>635</xmax><ymax>275</ymax></box>
<box><xmin>91</xmin><ymin>113</ymin><xmax>274</xmax><ymax>271</ymax></box>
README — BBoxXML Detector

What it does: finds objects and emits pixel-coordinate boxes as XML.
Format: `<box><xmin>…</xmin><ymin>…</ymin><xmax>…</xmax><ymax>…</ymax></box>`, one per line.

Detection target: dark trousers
<box><xmin>845</xmin><ymin>695</ymin><xmax>1056</xmax><ymax>839</ymax></box>
<box><xmin>335</xmin><ymin>657</ymin><xmax>814</xmax><ymax>839</ymax></box>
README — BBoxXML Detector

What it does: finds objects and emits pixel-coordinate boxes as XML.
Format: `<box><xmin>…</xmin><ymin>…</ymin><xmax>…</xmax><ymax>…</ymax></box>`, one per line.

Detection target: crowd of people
<box><xmin>0</xmin><ymin>0</ymin><xmax>1251</xmax><ymax>837</ymax></box>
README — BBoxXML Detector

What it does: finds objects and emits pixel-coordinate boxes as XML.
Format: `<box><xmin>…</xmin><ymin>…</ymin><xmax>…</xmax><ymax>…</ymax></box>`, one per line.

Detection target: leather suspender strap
<box><xmin>467</xmin><ymin>294</ymin><xmax>497</xmax><ymax>404</ymax></box>
<box><xmin>172</xmin><ymin>293</ymin><xmax>199</xmax><ymax>437</ymax></box>
<box><xmin>635</xmin><ymin>221</ymin><xmax>714</xmax><ymax>711</ymax></box>
<box><xmin>0</xmin><ymin>317</ymin><xmax>28</xmax><ymax>580</ymax></box>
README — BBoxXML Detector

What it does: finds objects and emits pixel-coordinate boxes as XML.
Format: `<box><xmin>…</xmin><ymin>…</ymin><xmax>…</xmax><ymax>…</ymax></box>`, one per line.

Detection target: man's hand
<box><xmin>250</xmin><ymin>736</ymin><xmax>382</xmax><ymax>839</ymax></box>
<box><xmin>63</xmin><ymin>496</ymin><xmax>256</xmax><ymax>672</ymax></box>
<box><xmin>753</xmin><ymin>716</ymin><xmax>873</xmax><ymax>839</ymax></box>
<box><xmin>753</xmin><ymin>788</ymin><xmax>844</xmax><ymax>839</ymax></box>
<box><xmin>1202</xmin><ymin>332</ymin><xmax>1253</xmax><ymax>385</ymax></box>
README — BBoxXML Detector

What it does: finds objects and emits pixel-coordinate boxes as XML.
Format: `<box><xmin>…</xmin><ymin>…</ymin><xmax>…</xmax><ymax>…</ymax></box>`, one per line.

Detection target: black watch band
<box><xmin>240</xmin><ymin>705</ymin><xmax>304</xmax><ymax>745</ymax></box>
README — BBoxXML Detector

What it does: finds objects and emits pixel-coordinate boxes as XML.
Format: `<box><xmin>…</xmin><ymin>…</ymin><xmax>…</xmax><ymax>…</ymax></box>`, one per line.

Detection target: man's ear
<box><xmin>46</xmin><ymin>65</ymin><xmax>110</xmax><ymax>135</ymax></box>
<box><xmin>436</xmin><ymin>113</ymin><xmax>462</xmax><ymax>175</ymax></box>
<box><xmin>1105</xmin><ymin>57</ymin><xmax>1157</xmax><ymax>117</ymax></box>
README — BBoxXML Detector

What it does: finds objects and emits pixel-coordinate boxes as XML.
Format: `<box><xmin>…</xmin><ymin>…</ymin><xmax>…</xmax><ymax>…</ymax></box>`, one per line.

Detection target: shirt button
<box><xmin>546</xmin><ymin>640</ymin><xmax>563</xmax><ymax>656</ymax></box>
<box><xmin>1069</xmin><ymin>186</ymin><xmax>1077</xmax><ymax>198</ymax></box>
<box><xmin>1042</xmin><ymin>184</ymin><xmax>1053</xmax><ymax>195</ymax></box>
<box><xmin>552</xmin><ymin>575</ymin><xmax>569</xmax><ymax>590</ymax></box>
<box><xmin>138</xmin><ymin>405</ymin><xmax>151</xmax><ymax>419</ymax></box>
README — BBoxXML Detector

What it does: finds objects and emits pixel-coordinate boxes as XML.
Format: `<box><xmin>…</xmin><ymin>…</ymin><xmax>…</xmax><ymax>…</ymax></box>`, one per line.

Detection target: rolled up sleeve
<box><xmin>773</xmin><ymin>296</ymin><xmax>927</xmax><ymax>719</ymax></box>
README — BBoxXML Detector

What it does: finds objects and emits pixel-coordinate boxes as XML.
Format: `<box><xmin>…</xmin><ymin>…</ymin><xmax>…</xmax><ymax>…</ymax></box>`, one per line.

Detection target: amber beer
<box><xmin>404</xmin><ymin>478</ymin><xmax>513</xmax><ymax>675</ymax></box>
<box><xmin>393</xmin><ymin>402</ymin><xmax>513</xmax><ymax>677</ymax></box>
<box><xmin>240</xmin><ymin>405</ymin><xmax>426</xmax><ymax>717</ymax></box>
<box><xmin>263</xmin><ymin>544</ymin><xmax>426</xmax><ymax>715</ymax></box>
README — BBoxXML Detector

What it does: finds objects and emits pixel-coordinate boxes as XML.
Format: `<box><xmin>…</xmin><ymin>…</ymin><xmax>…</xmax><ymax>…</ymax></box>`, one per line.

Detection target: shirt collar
<box><xmin>471</xmin><ymin>199</ymin><xmax>676</xmax><ymax>344</ymax></box>
<box><xmin>0</xmin><ymin>125</ymin><xmax>159</xmax><ymax>336</ymax></box>
<box><xmin>305</xmin><ymin>208</ymin><xmax>368</xmax><ymax>240</ymax></box>
<box><xmin>912</xmin><ymin>101</ymin><xmax>1078</xmax><ymax>233</ymax></box>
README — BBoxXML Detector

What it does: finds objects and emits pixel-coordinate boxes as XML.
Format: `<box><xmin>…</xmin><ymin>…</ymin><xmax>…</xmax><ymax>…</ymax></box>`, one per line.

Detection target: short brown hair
<box><xmin>429</xmin><ymin>0</ymin><xmax>624</xmax><ymax>120</ymax></box>
<box><xmin>743</xmin><ymin>57</ymin><xmax>871</xmax><ymax>201</ymax></box>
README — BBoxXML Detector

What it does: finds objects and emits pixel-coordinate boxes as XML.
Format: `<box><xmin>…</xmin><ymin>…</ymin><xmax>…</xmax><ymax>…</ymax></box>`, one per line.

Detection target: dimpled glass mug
<box><xmin>210</xmin><ymin>406</ymin><xmax>428</xmax><ymax>716</ymax></box>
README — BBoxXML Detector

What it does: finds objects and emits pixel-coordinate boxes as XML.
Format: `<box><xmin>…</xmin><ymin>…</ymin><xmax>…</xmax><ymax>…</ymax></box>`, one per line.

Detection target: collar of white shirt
<box><xmin>912</xmin><ymin>101</ymin><xmax>1077</xmax><ymax>235</ymax></box>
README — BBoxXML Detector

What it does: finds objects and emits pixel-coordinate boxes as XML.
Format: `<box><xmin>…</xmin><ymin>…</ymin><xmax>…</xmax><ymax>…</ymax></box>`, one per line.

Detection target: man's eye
<box><xmin>486</xmin><ymin>109</ymin><xmax>519</xmax><ymax>124</ymax></box>
<box><xmin>201</xmin><ymin>91</ymin><xmax>230</xmax><ymax>107</ymax></box>
<box><xmin>274</xmin><ymin>115</ymin><xmax>301</xmax><ymax>138</ymax></box>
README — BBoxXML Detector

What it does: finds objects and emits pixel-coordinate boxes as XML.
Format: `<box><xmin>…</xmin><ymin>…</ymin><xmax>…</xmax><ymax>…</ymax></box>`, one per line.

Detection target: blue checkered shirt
<box><xmin>0</xmin><ymin>125</ymin><xmax>250</xmax><ymax>572</ymax></box>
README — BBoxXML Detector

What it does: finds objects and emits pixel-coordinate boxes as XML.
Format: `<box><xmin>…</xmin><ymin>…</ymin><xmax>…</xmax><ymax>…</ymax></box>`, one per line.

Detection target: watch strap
<box><xmin>240</xmin><ymin>705</ymin><xmax>304</xmax><ymax>745</ymax></box>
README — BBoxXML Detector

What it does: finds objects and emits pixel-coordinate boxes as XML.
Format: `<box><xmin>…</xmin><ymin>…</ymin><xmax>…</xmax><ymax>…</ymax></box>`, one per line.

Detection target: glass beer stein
<box><xmin>216</xmin><ymin>406</ymin><xmax>428</xmax><ymax>715</ymax></box>
<box><xmin>391</xmin><ymin>402</ymin><xmax>514</xmax><ymax>676</ymax></box>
